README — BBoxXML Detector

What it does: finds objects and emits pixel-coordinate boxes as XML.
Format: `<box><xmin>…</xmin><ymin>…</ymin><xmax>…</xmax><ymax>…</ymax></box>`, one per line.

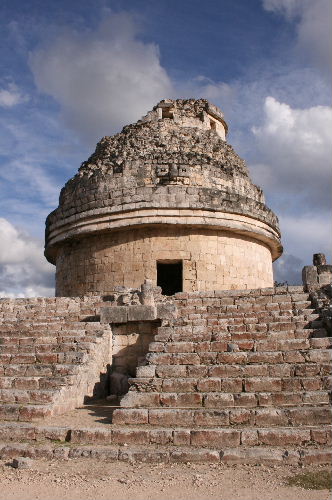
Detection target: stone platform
<box><xmin>0</xmin><ymin>286</ymin><xmax>331</xmax><ymax>464</ymax></box>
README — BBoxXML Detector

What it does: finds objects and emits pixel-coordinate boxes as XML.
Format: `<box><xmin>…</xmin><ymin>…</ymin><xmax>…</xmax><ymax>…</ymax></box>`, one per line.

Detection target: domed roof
<box><xmin>45</xmin><ymin>99</ymin><xmax>282</xmax><ymax>263</ymax></box>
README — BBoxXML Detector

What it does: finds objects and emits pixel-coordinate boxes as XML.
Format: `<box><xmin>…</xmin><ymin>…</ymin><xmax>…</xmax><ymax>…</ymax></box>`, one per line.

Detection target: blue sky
<box><xmin>0</xmin><ymin>0</ymin><xmax>331</xmax><ymax>296</ymax></box>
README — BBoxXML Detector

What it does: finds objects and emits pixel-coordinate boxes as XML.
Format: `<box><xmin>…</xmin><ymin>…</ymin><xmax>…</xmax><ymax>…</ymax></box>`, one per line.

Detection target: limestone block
<box><xmin>313</xmin><ymin>253</ymin><xmax>327</xmax><ymax>266</ymax></box>
<box><xmin>127</xmin><ymin>305</ymin><xmax>157</xmax><ymax>321</ymax></box>
<box><xmin>12</xmin><ymin>457</ymin><xmax>33</xmax><ymax>469</ymax></box>
<box><xmin>317</xmin><ymin>264</ymin><xmax>332</xmax><ymax>274</ymax></box>
<box><xmin>100</xmin><ymin>306</ymin><xmax>128</xmax><ymax>324</ymax></box>
<box><xmin>136</xmin><ymin>365</ymin><xmax>156</xmax><ymax>377</ymax></box>
<box><xmin>191</xmin><ymin>429</ymin><xmax>240</xmax><ymax>447</ymax></box>
<box><xmin>318</xmin><ymin>272</ymin><xmax>332</xmax><ymax>286</ymax></box>
<box><xmin>169</xmin><ymin>449</ymin><xmax>220</xmax><ymax>463</ymax></box>
<box><xmin>302</xmin><ymin>265</ymin><xmax>318</xmax><ymax>290</ymax></box>
<box><xmin>156</xmin><ymin>302</ymin><xmax>177</xmax><ymax>320</ymax></box>
<box><xmin>257</xmin><ymin>429</ymin><xmax>311</xmax><ymax>446</ymax></box>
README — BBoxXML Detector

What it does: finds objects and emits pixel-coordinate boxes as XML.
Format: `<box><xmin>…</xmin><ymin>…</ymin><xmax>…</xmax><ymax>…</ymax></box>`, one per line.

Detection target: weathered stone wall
<box><xmin>55</xmin><ymin>226</ymin><xmax>274</xmax><ymax>296</ymax></box>
<box><xmin>0</xmin><ymin>296</ymin><xmax>113</xmax><ymax>420</ymax></box>
<box><xmin>143</xmin><ymin>98</ymin><xmax>228</xmax><ymax>139</ymax></box>
<box><xmin>1</xmin><ymin>280</ymin><xmax>331</xmax><ymax>464</ymax></box>
<box><xmin>112</xmin><ymin>321</ymin><xmax>159</xmax><ymax>377</ymax></box>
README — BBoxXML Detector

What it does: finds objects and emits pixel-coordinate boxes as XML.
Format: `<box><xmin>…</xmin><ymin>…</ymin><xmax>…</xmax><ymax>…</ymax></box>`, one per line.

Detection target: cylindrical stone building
<box><xmin>45</xmin><ymin>99</ymin><xmax>282</xmax><ymax>296</ymax></box>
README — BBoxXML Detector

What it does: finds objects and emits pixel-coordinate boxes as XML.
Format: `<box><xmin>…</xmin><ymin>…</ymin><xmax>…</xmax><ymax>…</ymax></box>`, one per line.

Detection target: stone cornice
<box><xmin>45</xmin><ymin>206</ymin><xmax>282</xmax><ymax>264</ymax></box>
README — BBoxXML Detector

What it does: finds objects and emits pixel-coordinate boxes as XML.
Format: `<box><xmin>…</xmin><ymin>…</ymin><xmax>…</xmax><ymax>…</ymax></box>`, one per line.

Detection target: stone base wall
<box><xmin>0</xmin><ymin>296</ymin><xmax>113</xmax><ymax>421</ymax></box>
<box><xmin>112</xmin><ymin>321</ymin><xmax>159</xmax><ymax>377</ymax></box>
<box><xmin>55</xmin><ymin>226</ymin><xmax>274</xmax><ymax>296</ymax></box>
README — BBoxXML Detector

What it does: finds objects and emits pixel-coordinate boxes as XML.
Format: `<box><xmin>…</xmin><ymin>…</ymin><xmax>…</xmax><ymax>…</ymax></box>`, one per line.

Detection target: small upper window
<box><xmin>162</xmin><ymin>107</ymin><xmax>174</xmax><ymax>119</ymax></box>
<box><xmin>210</xmin><ymin>119</ymin><xmax>216</xmax><ymax>131</ymax></box>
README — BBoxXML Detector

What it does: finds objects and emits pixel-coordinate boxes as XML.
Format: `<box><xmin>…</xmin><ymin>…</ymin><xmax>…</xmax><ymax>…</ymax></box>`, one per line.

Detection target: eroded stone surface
<box><xmin>45</xmin><ymin>99</ymin><xmax>282</xmax><ymax>296</ymax></box>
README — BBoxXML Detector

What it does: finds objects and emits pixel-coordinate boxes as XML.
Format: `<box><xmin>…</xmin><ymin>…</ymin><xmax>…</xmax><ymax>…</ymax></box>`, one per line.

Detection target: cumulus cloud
<box><xmin>0</xmin><ymin>218</ymin><xmax>54</xmax><ymax>297</ymax></box>
<box><xmin>263</xmin><ymin>0</ymin><xmax>332</xmax><ymax>75</ymax></box>
<box><xmin>29</xmin><ymin>11</ymin><xmax>173</xmax><ymax>143</ymax></box>
<box><xmin>272</xmin><ymin>209</ymin><xmax>331</xmax><ymax>285</ymax></box>
<box><xmin>0</xmin><ymin>83</ymin><xmax>28</xmax><ymax>107</ymax></box>
<box><xmin>3</xmin><ymin>6</ymin><xmax>329</xmax><ymax>296</ymax></box>
<box><xmin>251</xmin><ymin>96</ymin><xmax>332</xmax><ymax>210</ymax></box>
<box><xmin>273</xmin><ymin>253</ymin><xmax>303</xmax><ymax>285</ymax></box>
<box><xmin>278</xmin><ymin>211</ymin><xmax>331</xmax><ymax>259</ymax></box>
<box><xmin>273</xmin><ymin>209</ymin><xmax>332</xmax><ymax>285</ymax></box>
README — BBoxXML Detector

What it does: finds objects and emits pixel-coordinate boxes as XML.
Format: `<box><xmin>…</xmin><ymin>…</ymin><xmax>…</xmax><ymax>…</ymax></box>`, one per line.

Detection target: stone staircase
<box><xmin>0</xmin><ymin>286</ymin><xmax>331</xmax><ymax>465</ymax></box>
<box><xmin>111</xmin><ymin>286</ymin><xmax>331</xmax><ymax>463</ymax></box>
<box><xmin>0</xmin><ymin>297</ymin><xmax>112</xmax><ymax>421</ymax></box>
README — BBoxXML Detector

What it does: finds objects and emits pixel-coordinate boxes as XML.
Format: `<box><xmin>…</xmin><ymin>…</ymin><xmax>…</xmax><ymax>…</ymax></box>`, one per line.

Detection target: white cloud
<box><xmin>0</xmin><ymin>218</ymin><xmax>54</xmax><ymax>297</ymax></box>
<box><xmin>29</xmin><ymin>12</ymin><xmax>173</xmax><ymax>143</ymax></box>
<box><xmin>279</xmin><ymin>212</ymin><xmax>331</xmax><ymax>260</ymax></box>
<box><xmin>251</xmin><ymin>97</ymin><xmax>332</xmax><ymax>210</ymax></box>
<box><xmin>263</xmin><ymin>0</ymin><xmax>332</xmax><ymax>74</ymax></box>
<box><xmin>273</xmin><ymin>253</ymin><xmax>303</xmax><ymax>285</ymax></box>
<box><xmin>272</xmin><ymin>210</ymin><xmax>331</xmax><ymax>285</ymax></box>
<box><xmin>0</xmin><ymin>83</ymin><xmax>28</xmax><ymax>107</ymax></box>
<box><xmin>2</xmin><ymin>7</ymin><xmax>329</xmax><ymax>296</ymax></box>
<box><xmin>263</xmin><ymin>0</ymin><xmax>304</xmax><ymax>18</ymax></box>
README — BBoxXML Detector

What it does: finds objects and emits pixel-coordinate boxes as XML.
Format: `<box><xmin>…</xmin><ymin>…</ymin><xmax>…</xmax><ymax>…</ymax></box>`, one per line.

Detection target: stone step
<box><xmin>172</xmin><ymin>306</ymin><xmax>316</xmax><ymax>316</ymax></box>
<box><xmin>178</xmin><ymin>293</ymin><xmax>311</xmax><ymax>304</ymax></box>
<box><xmin>0</xmin><ymin>323</ymin><xmax>102</xmax><ymax>336</ymax></box>
<box><xmin>154</xmin><ymin>328</ymin><xmax>328</xmax><ymax>343</ymax></box>
<box><xmin>0</xmin><ymin>341</ymin><xmax>99</xmax><ymax>354</ymax></box>
<box><xmin>120</xmin><ymin>390</ymin><xmax>331</xmax><ymax>409</ymax></box>
<box><xmin>167</xmin><ymin>312</ymin><xmax>319</xmax><ymax>322</ymax></box>
<box><xmin>173</xmin><ymin>310</ymin><xmax>318</xmax><ymax>321</ymax></box>
<box><xmin>0</xmin><ymin>388</ymin><xmax>61</xmax><ymax>404</ymax></box>
<box><xmin>2</xmin><ymin>363</ymin><xmax>81</xmax><ymax>377</ymax></box>
<box><xmin>0</xmin><ymin>375</ymin><xmax>75</xmax><ymax>390</ymax></box>
<box><xmin>170</xmin><ymin>320</ymin><xmax>317</xmax><ymax>331</ymax></box>
<box><xmin>112</xmin><ymin>405</ymin><xmax>332</xmax><ymax>427</ymax></box>
<box><xmin>136</xmin><ymin>362</ymin><xmax>332</xmax><ymax>378</ymax></box>
<box><xmin>178</xmin><ymin>303</ymin><xmax>314</xmax><ymax>313</ymax></box>
<box><xmin>128</xmin><ymin>376</ymin><xmax>332</xmax><ymax>394</ymax></box>
<box><xmin>0</xmin><ymin>403</ymin><xmax>52</xmax><ymax>421</ymax></box>
<box><xmin>74</xmin><ymin>425</ymin><xmax>332</xmax><ymax>449</ymax></box>
<box><xmin>154</xmin><ymin>327</ymin><xmax>328</xmax><ymax>343</ymax></box>
<box><xmin>168</xmin><ymin>317</ymin><xmax>317</xmax><ymax>330</ymax></box>
<box><xmin>147</xmin><ymin>338</ymin><xmax>331</xmax><ymax>355</ymax></box>
<box><xmin>144</xmin><ymin>346</ymin><xmax>332</xmax><ymax>366</ymax></box>
<box><xmin>0</xmin><ymin>420</ymin><xmax>330</xmax><ymax>452</ymax></box>
<box><xmin>0</xmin><ymin>312</ymin><xmax>96</xmax><ymax>321</ymax></box>
<box><xmin>0</xmin><ymin>440</ymin><xmax>330</xmax><ymax>465</ymax></box>
<box><xmin>0</xmin><ymin>352</ymin><xmax>89</xmax><ymax>365</ymax></box>
<box><xmin>173</xmin><ymin>303</ymin><xmax>314</xmax><ymax>318</ymax></box>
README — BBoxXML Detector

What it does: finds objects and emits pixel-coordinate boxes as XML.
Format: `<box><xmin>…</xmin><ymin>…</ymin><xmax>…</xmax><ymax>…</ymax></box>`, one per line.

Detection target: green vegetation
<box><xmin>287</xmin><ymin>470</ymin><xmax>332</xmax><ymax>490</ymax></box>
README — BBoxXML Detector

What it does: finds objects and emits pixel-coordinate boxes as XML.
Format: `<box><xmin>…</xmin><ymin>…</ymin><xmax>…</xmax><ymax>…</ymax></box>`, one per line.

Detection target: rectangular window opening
<box><xmin>210</xmin><ymin>119</ymin><xmax>217</xmax><ymax>130</ymax></box>
<box><xmin>157</xmin><ymin>260</ymin><xmax>183</xmax><ymax>296</ymax></box>
<box><xmin>162</xmin><ymin>107</ymin><xmax>174</xmax><ymax>119</ymax></box>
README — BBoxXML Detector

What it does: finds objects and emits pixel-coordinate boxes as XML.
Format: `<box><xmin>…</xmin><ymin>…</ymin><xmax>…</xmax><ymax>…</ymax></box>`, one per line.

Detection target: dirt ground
<box><xmin>0</xmin><ymin>459</ymin><xmax>330</xmax><ymax>500</ymax></box>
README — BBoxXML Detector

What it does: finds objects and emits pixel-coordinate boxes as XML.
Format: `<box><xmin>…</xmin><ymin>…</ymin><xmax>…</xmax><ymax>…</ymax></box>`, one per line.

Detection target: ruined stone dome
<box><xmin>45</xmin><ymin>99</ymin><xmax>282</xmax><ymax>296</ymax></box>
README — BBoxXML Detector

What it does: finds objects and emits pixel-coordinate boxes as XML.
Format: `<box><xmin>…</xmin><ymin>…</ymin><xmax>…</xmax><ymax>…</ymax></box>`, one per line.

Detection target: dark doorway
<box><xmin>157</xmin><ymin>261</ymin><xmax>183</xmax><ymax>296</ymax></box>
<box><xmin>162</xmin><ymin>107</ymin><xmax>174</xmax><ymax>119</ymax></box>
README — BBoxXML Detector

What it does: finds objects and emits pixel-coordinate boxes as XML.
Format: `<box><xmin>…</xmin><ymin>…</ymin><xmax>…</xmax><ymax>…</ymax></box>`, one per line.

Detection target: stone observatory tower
<box><xmin>45</xmin><ymin>99</ymin><xmax>282</xmax><ymax>296</ymax></box>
